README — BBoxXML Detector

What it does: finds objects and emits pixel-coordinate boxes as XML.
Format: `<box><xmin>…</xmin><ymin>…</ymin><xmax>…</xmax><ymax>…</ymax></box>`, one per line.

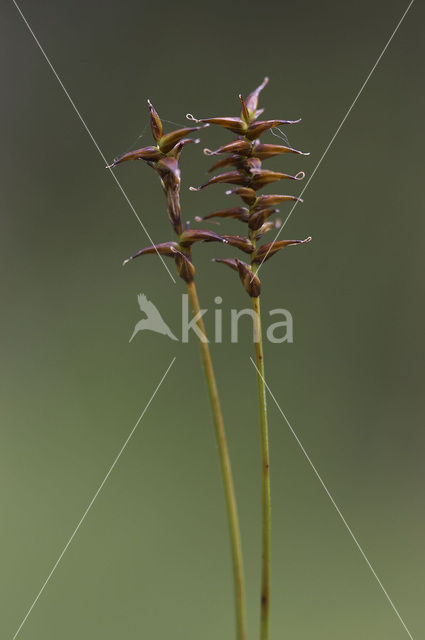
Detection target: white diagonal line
<box><xmin>12</xmin><ymin>357</ymin><xmax>176</xmax><ymax>640</ymax></box>
<box><xmin>254</xmin><ymin>0</ymin><xmax>415</xmax><ymax>278</ymax></box>
<box><xmin>11</xmin><ymin>0</ymin><xmax>176</xmax><ymax>284</ymax></box>
<box><xmin>250</xmin><ymin>357</ymin><xmax>414</xmax><ymax>639</ymax></box>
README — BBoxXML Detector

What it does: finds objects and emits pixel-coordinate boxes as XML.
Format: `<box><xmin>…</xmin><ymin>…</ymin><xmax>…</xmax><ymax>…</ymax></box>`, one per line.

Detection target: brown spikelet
<box><xmin>197</xmin><ymin>77</ymin><xmax>311</xmax><ymax>295</ymax></box>
<box><xmin>196</xmin><ymin>207</ymin><xmax>250</xmax><ymax>222</ymax></box>
<box><xmin>254</xmin><ymin>143</ymin><xmax>309</xmax><ymax>159</ymax></box>
<box><xmin>225</xmin><ymin>187</ymin><xmax>258</xmax><ymax>205</ymax></box>
<box><xmin>252</xmin><ymin>237</ymin><xmax>312</xmax><ymax>264</ymax></box>
<box><xmin>221</xmin><ymin>235</ymin><xmax>254</xmax><ymax>254</ymax></box>
<box><xmin>204</xmin><ymin>140</ymin><xmax>252</xmax><ymax>157</ymax></box>
<box><xmin>254</xmin><ymin>194</ymin><xmax>303</xmax><ymax>208</ymax></box>
<box><xmin>239</xmin><ymin>94</ymin><xmax>251</xmax><ymax>123</ymax></box>
<box><xmin>246</xmin><ymin>118</ymin><xmax>301</xmax><ymax>140</ymax></box>
<box><xmin>197</xmin><ymin>117</ymin><xmax>247</xmax><ymax>134</ymax></box>
<box><xmin>122</xmin><ymin>241</ymin><xmax>178</xmax><ymax>266</ymax></box>
<box><xmin>248</xmin><ymin>208</ymin><xmax>279</xmax><ymax>230</ymax></box>
<box><xmin>106</xmin><ymin>146</ymin><xmax>163</xmax><ymax>168</ymax></box>
<box><xmin>178</xmin><ymin>229</ymin><xmax>227</xmax><ymax>247</ymax></box>
<box><xmin>213</xmin><ymin>258</ymin><xmax>261</xmax><ymax>297</ymax></box>
<box><xmin>175</xmin><ymin>251</ymin><xmax>196</xmax><ymax>283</ymax></box>
<box><xmin>147</xmin><ymin>99</ymin><xmax>163</xmax><ymax>142</ymax></box>
<box><xmin>245</xmin><ymin>76</ymin><xmax>269</xmax><ymax>116</ymax></box>
<box><xmin>206</xmin><ymin>155</ymin><xmax>242</xmax><ymax>173</ymax></box>
<box><xmin>159</xmin><ymin>126</ymin><xmax>204</xmax><ymax>153</ymax></box>
<box><xmin>191</xmin><ymin>171</ymin><xmax>250</xmax><ymax>190</ymax></box>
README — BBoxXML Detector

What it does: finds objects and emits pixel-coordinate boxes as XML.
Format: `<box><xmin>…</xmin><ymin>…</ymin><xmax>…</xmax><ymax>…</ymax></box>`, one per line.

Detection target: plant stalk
<box><xmin>186</xmin><ymin>280</ymin><xmax>247</xmax><ymax>640</ymax></box>
<box><xmin>251</xmin><ymin>285</ymin><xmax>271</xmax><ymax>640</ymax></box>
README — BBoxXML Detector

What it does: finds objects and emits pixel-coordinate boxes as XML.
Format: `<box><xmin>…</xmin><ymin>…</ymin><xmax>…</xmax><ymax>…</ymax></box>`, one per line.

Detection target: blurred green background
<box><xmin>1</xmin><ymin>0</ymin><xmax>424</xmax><ymax>638</ymax></box>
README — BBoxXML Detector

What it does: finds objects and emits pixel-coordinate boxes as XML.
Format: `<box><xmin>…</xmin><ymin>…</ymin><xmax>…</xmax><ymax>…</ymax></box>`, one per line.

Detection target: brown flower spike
<box><xmin>189</xmin><ymin>77</ymin><xmax>311</xmax><ymax>296</ymax></box>
<box><xmin>108</xmin><ymin>100</ymin><xmax>227</xmax><ymax>282</ymax></box>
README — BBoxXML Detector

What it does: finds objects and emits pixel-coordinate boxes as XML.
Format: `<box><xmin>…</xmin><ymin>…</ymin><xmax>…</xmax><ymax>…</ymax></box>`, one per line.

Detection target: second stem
<box><xmin>186</xmin><ymin>280</ymin><xmax>247</xmax><ymax>640</ymax></box>
<box><xmin>252</xmin><ymin>290</ymin><xmax>271</xmax><ymax>640</ymax></box>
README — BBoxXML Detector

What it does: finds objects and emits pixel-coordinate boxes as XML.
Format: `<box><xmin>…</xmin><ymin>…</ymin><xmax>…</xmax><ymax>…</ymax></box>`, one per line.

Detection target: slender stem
<box><xmin>186</xmin><ymin>280</ymin><xmax>247</xmax><ymax>640</ymax></box>
<box><xmin>251</xmin><ymin>290</ymin><xmax>271</xmax><ymax>640</ymax></box>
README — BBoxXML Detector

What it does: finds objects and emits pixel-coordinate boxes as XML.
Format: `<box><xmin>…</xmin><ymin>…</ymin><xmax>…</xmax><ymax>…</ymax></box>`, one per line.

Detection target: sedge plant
<box><xmin>108</xmin><ymin>102</ymin><xmax>247</xmax><ymax>640</ymax></box>
<box><xmin>189</xmin><ymin>77</ymin><xmax>311</xmax><ymax>640</ymax></box>
<box><xmin>109</xmin><ymin>78</ymin><xmax>311</xmax><ymax>640</ymax></box>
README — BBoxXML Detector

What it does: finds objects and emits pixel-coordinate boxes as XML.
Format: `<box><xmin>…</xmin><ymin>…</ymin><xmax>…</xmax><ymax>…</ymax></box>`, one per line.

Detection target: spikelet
<box><xmin>190</xmin><ymin>78</ymin><xmax>311</xmax><ymax>297</ymax></box>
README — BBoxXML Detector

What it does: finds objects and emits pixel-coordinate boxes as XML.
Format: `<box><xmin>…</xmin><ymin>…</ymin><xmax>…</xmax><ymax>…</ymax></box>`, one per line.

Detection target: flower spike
<box><xmin>197</xmin><ymin>76</ymin><xmax>311</xmax><ymax>296</ymax></box>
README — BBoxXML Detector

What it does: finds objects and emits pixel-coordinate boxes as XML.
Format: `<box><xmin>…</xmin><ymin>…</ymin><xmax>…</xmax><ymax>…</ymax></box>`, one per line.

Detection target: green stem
<box><xmin>252</xmin><ymin>290</ymin><xmax>271</xmax><ymax>640</ymax></box>
<box><xmin>186</xmin><ymin>280</ymin><xmax>247</xmax><ymax>640</ymax></box>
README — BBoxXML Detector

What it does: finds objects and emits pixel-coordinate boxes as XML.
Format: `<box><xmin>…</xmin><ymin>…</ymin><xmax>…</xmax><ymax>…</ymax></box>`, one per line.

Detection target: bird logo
<box><xmin>129</xmin><ymin>293</ymin><xmax>178</xmax><ymax>342</ymax></box>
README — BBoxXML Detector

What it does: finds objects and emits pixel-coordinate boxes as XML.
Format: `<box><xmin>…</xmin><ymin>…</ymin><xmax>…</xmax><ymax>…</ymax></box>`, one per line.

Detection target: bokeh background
<box><xmin>1</xmin><ymin>1</ymin><xmax>424</xmax><ymax>638</ymax></box>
